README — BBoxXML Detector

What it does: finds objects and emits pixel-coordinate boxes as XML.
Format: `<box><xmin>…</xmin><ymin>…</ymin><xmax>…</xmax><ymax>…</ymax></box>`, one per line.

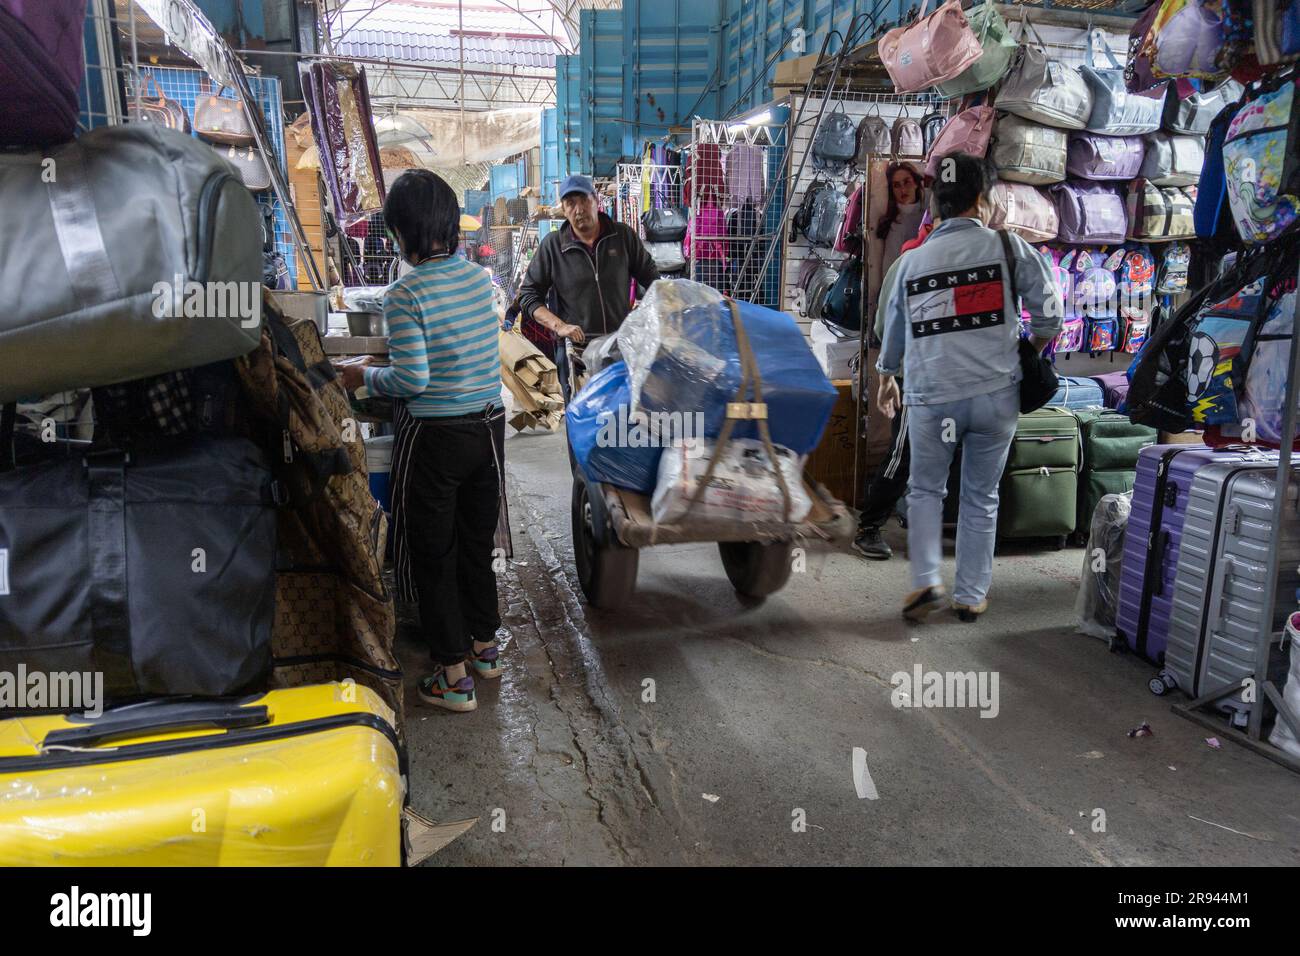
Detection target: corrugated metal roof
<box><xmin>337</xmin><ymin>29</ymin><xmax>558</xmax><ymax>68</ymax></box>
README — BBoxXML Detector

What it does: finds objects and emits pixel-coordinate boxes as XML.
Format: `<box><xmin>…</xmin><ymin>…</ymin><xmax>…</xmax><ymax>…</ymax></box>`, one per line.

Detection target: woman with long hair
<box><xmin>875</xmin><ymin>162</ymin><xmax>926</xmax><ymax>275</ymax></box>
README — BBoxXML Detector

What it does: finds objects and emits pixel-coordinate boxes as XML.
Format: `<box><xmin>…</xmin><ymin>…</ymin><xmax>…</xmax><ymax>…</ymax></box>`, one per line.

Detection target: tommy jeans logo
<box><xmin>906</xmin><ymin>264</ymin><xmax>1007</xmax><ymax>338</ymax></box>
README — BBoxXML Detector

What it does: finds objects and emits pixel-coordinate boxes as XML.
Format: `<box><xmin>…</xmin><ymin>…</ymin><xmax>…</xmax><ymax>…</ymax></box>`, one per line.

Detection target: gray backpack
<box><xmin>813</xmin><ymin>107</ymin><xmax>857</xmax><ymax>173</ymax></box>
<box><xmin>806</xmin><ymin>185</ymin><xmax>848</xmax><ymax>248</ymax></box>
<box><xmin>856</xmin><ymin>114</ymin><xmax>893</xmax><ymax>165</ymax></box>
<box><xmin>892</xmin><ymin>116</ymin><xmax>925</xmax><ymax>158</ymax></box>
<box><xmin>806</xmin><ymin>265</ymin><xmax>840</xmax><ymax>320</ymax></box>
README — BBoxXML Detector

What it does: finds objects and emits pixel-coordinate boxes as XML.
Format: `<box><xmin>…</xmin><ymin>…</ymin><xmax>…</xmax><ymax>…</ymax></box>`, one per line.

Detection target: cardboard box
<box><xmin>806</xmin><ymin>380</ymin><xmax>865</xmax><ymax>509</ymax></box>
<box><xmin>773</xmin><ymin>52</ymin><xmax>821</xmax><ymax>90</ymax></box>
<box><xmin>1158</xmin><ymin>430</ymin><xmax>1205</xmax><ymax>445</ymax></box>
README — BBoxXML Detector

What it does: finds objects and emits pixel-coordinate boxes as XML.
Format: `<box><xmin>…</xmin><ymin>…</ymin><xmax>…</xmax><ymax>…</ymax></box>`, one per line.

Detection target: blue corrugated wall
<box><xmin>558</xmin><ymin>0</ymin><xmax>914</xmax><ymax>175</ymax></box>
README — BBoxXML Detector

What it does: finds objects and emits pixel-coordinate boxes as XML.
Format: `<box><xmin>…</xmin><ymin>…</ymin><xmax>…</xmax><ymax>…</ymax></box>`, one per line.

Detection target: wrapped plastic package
<box><xmin>1075</xmin><ymin>491</ymin><xmax>1131</xmax><ymax>641</ymax></box>
<box><xmin>1268</xmin><ymin>626</ymin><xmax>1300</xmax><ymax>758</ymax></box>
<box><xmin>565</xmin><ymin>362</ymin><xmax>663</xmax><ymax>494</ymax></box>
<box><xmin>652</xmin><ymin>438</ymin><xmax>811</xmax><ymax>526</ymax></box>
<box><xmin>617</xmin><ymin>281</ymin><xmax>839</xmax><ymax>454</ymax></box>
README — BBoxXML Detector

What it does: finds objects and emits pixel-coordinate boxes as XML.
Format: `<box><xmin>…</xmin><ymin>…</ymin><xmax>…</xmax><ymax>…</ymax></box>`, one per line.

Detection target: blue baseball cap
<box><xmin>558</xmin><ymin>174</ymin><xmax>596</xmax><ymax>200</ymax></box>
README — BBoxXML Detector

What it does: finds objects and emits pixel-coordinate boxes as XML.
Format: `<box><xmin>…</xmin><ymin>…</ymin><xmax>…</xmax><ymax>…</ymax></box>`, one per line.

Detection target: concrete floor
<box><xmin>403</xmin><ymin>428</ymin><xmax>1300</xmax><ymax>866</ymax></box>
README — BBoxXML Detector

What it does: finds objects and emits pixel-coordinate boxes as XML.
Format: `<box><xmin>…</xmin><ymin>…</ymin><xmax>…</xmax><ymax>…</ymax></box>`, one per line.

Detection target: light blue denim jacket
<box><xmin>876</xmin><ymin>218</ymin><xmax>1062</xmax><ymax>406</ymax></box>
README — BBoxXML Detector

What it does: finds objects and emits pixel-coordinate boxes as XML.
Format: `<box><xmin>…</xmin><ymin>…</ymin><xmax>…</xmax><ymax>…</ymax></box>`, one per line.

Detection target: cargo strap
<box><xmin>45</xmin><ymin>141</ymin><xmax>120</xmax><ymax>311</ymax></box>
<box><xmin>680</xmin><ymin>298</ymin><xmax>794</xmax><ymax>526</ymax></box>
<box><xmin>86</xmin><ymin>452</ymin><xmax>135</xmax><ymax>693</ymax></box>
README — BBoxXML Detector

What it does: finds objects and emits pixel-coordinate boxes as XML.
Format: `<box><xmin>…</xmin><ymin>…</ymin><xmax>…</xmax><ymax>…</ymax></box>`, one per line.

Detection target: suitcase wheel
<box><xmin>1147</xmin><ymin>671</ymin><xmax>1176</xmax><ymax>696</ymax></box>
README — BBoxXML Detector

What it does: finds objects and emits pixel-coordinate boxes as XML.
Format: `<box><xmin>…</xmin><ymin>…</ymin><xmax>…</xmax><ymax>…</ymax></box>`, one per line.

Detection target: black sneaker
<box><xmin>852</xmin><ymin>527</ymin><xmax>893</xmax><ymax>560</ymax></box>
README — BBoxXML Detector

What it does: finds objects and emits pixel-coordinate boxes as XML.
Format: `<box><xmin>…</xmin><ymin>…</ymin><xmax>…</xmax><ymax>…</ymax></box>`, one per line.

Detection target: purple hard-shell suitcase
<box><xmin>1115</xmin><ymin>444</ymin><xmax>1264</xmax><ymax>664</ymax></box>
<box><xmin>0</xmin><ymin>0</ymin><xmax>86</xmax><ymax>148</ymax></box>
<box><xmin>1090</xmin><ymin>370</ymin><xmax>1130</xmax><ymax>410</ymax></box>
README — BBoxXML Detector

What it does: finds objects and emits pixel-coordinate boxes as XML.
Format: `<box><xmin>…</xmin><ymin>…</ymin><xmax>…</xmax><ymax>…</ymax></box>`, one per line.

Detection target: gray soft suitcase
<box><xmin>1155</xmin><ymin>460</ymin><xmax>1300</xmax><ymax>713</ymax></box>
<box><xmin>0</xmin><ymin>123</ymin><xmax>264</xmax><ymax>403</ymax></box>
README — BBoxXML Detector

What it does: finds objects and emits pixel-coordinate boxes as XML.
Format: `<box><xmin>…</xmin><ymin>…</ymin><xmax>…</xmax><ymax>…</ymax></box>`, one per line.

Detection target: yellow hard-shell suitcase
<box><xmin>0</xmin><ymin>683</ymin><xmax>404</xmax><ymax>866</ymax></box>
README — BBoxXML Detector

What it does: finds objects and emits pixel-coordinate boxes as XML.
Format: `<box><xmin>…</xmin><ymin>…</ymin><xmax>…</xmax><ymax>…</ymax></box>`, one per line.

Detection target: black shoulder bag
<box><xmin>998</xmin><ymin>230</ymin><xmax>1058</xmax><ymax>413</ymax></box>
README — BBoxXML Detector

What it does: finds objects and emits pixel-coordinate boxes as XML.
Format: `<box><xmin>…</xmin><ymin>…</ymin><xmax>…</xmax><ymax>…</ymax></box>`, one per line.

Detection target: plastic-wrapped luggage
<box><xmin>1090</xmin><ymin>370</ymin><xmax>1131</xmax><ymax>410</ymax></box>
<box><xmin>616</xmin><ymin>281</ymin><xmax>838</xmax><ymax>455</ymax></box>
<box><xmin>1047</xmin><ymin>375</ymin><xmax>1104</xmax><ymax>410</ymax></box>
<box><xmin>565</xmin><ymin>361</ymin><xmax>664</xmax><ymax>495</ymax></box>
<box><xmin>1076</xmin><ymin>491</ymin><xmax>1131</xmax><ymax>640</ymax></box>
<box><xmin>0</xmin><ymin>684</ymin><xmax>404</xmax><ymax>866</ymax></box>
<box><xmin>1269</xmin><ymin>623</ymin><xmax>1300</xmax><ymax>757</ymax></box>
<box><xmin>652</xmin><ymin>439</ymin><xmax>810</xmax><ymax>526</ymax></box>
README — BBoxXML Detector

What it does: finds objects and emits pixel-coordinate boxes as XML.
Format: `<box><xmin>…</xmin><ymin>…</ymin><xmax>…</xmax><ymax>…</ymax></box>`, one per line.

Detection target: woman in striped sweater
<box><xmin>338</xmin><ymin>171</ymin><xmax>505</xmax><ymax>713</ymax></box>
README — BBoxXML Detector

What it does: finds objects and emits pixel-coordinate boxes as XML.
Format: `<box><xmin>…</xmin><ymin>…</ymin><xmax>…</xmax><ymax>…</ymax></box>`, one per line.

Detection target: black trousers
<box><xmin>858</xmin><ymin>401</ymin><xmax>911</xmax><ymax>532</ymax></box>
<box><xmin>401</xmin><ymin>413</ymin><xmax>505</xmax><ymax>666</ymax></box>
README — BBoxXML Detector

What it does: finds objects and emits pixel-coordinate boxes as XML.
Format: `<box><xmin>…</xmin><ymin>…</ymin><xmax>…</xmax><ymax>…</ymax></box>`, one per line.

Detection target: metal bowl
<box><xmin>346</xmin><ymin>311</ymin><xmax>385</xmax><ymax>336</ymax></box>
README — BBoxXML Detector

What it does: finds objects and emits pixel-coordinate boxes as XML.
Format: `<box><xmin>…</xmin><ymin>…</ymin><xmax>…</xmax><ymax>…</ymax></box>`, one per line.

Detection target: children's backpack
<box><xmin>806</xmin><ymin>185</ymin><xmax>848</xmax><ymax>248</ymax></box>
<box><xmin>1056</xmin><ymin>316</ymin><xmax>1086</xmax><ymax>353</ymax></box>
<box><xmin>1221</xmin><ymin>72</ymin><xmax>1300</xmax><ymax>244</ymax></box>
<box><xmin>1156</xmin><ymin>240</ymin><xmax>1192</xmax><ymax>293</ymax></box>
<box><xmin>1071</xmin><ymin>248</ymin><xmax>1119</xmax><ymax>321</ymax></box>
<box><xmin>855</xmin><ymin>114</ymin><xmax>893</xmax><ymax>165</ymax></box>
<box><xmin>812</xmin><ymin>107</ymin><xmax>857</xmax><ymax>173</ymax></box>
<box><xmin>1116</xmin><ymin>242</ymin><xmax>1156</xmax><ymax>320</ymax></box>
<box><xmin>892</xmin><ymin>116</ymin><xmax>924</xmax><ymax>158</ymax></box>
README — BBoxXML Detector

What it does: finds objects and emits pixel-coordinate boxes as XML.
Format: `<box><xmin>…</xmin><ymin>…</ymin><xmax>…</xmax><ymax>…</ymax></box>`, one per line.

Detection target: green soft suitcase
<box><xmin>999</xmin><ymin>408</ymin><xmax>1080</xmax><ymax>546</ymax></box>
<box><xmin>1073</xmin><ymin>410</ymin><xmax>1157</xmax><ymax>531</ymax></box>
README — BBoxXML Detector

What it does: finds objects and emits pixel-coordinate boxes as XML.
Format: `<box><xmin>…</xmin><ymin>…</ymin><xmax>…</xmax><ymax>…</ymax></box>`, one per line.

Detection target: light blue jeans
<box><xmin>905</xmin><ymin>384</ymin><xmax>1020</xmax><ymax>606</ymax></box>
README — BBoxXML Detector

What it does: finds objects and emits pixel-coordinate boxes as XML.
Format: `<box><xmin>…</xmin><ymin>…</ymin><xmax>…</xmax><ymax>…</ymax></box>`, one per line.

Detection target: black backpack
<box><xmin>790</xmin><ymin>179</ymin><xmax>828</xmax><ymax>243</ymax></box>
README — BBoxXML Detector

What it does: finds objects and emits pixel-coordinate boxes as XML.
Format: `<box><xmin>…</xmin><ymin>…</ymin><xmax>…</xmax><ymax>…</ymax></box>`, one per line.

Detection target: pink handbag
<box><xmin>880</xmin><ymin>0</ymin><xmax>985</xmax><ymax>94</ymax></box>
<box><xmin>986</xmin><ymin>181</ymin><xmax>1060</xmax><ymax>242</ymax></box>
<box><xmin>924</xmin><ymin>106</ymin><xmax>996</xmax><ymax>178</ymax></box>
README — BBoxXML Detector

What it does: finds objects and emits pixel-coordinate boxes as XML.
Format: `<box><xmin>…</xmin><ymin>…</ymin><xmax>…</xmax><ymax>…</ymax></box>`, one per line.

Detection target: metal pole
<box><xmin>459</xmin><ymin>0</ymin><xmax>466</xmax><ymax>164</ymax></box>
<box><xmin>1251</xmin><ymin>255</ymin><xmax>1300</xmax><ymax>739</ymax></box>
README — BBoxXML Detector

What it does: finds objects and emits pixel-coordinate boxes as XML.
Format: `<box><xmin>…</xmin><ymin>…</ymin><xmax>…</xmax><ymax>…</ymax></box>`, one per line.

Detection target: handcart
<box><xmin>571</xmin><ymin>468</ymin><xmax>854</xmax><ymax>607</ymax></box>
<box><xmin>568</xmin><ymin>297</ymin><xmax>853</xmax><ymax>607</ymax></box>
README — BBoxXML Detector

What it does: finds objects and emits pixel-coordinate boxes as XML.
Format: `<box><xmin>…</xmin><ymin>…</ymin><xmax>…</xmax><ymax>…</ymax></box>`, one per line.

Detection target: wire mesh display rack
<box><xmin>686</xmin><ymin>118</ymin><xmax>786</xmax><ymax>307</ymax></box>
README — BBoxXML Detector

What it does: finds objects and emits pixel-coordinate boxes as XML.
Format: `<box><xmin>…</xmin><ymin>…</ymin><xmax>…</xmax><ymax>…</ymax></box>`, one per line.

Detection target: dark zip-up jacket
<box><xmin>518</xmin><ymin>213</ymin><xmax>659</xmax><ymax>337</ymax></box>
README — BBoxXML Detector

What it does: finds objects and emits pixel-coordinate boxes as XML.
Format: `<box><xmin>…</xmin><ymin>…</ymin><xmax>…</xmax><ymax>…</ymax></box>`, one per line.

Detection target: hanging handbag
<box><xmin>1066</xmin><ymin>132</ymin><xmax>1146</xmax><ymax>181</ymax></box>
<box><xmin>934</xmin><ymin>0</ymin><xmax>1017</xmax><ymax>97</ymax></box>
<box><xmin>986</xmin><ymin>182</ymin><xmax>1059</xmax><ymax>243</ymax></box>
<box><xmin>128</xmin><ymin>74</ymin><xmax>192</xmax><ymax>134</ymax></box>
<box><xmin>996</xmin><ymin>17</ymin><xmax>1093</xmax><ymax>130</ymax></box>
<box><xmin>641</xmin><ymin>206</ymin><xmax>688</xmax><ymax>242</ymax></box>
<box><xmin>1144</xmin><ymin>0</ymin><xmax>1228</xmax><ymax>80</ymax></box>
<box><xmin>194</xmin><ymin>88</ymin><xmax>256</xmax><ymax>145</ymax></box>
<box><xmin>924</xmin><ymin>106</ymin><xmax>996</xmax><ymax>178</ymax></box>
<box><xmin>219</xmin><ymin>143</ymin><xmax>272</xmax><ymax>193</ymax></box>
<box><xmin>1162</xmin><ymin>78</ymin><xmax>1243</xmax><ymax>135</ymax></box>
<box><xmin>991</xmin><ymin>115</ymin><xmax>1068</xmax><ymax>186</ymax></box>
<box><xmin>1138</xmin><ymin>131</ymin><xmax>1204</xmax><ymax>186</ymax></box>
<box><xmin>879</xmin><ymin>0</ymin><xmax>984</xmax><ymax>94</ymax></box>
<box><xmin>1081</xmin><ymin>30</ymin><xmax>1167</xmax><ymax>135</ymax></box>
<box><xmin>1126</xmin><ymin>179</ymin><xmax>1198</xmax><ymax>242</ymax></box>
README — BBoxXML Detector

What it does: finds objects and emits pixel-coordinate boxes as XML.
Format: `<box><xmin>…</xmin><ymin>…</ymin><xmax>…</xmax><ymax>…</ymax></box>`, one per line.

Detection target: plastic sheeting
<box><xmin>1269</xmin><ymin>626</ymin><xmax>1300</xmax><ymax>758</ymax></box>
<box><xmin>565</xmin><ymin>361</ymin><xmax>663</xmax><ymax>495</ymax></box>
<box><xmin>374</xmin><ymin>109</ymin><xmax>542</xmax><ymax>168</ymax></box>
<box><xmin>1075</xmin><ymin>491</ymin><xmax>1131</xmax><ymax>641</ymax></box>
<box><xmin>652</xmin><ymin>438</ymin><xmax>810</xmax><ymax>526</ymax></box>
<box><xmin>616</xmin><ymin>281</ymin><xmax>839</xmax><ymax>455</ymax></box>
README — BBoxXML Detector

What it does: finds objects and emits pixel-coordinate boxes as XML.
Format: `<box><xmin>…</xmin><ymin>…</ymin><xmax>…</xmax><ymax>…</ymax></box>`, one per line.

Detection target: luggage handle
<box><xmin>1152</xmin><ymin>529</ymin><xmax>1170</xmax><ymax>596</ymax></box>
<box><xmin>44</xmin><ymin>700</ymin><xmax>271</xmax><ymax>750</ymax></box>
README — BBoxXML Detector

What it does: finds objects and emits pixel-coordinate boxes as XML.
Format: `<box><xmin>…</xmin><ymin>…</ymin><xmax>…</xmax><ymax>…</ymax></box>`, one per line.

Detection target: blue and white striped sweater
<box><xmin>363</xmin><ymin>257</ymin><xmax>501</xmax><ymax>417</ymax></box>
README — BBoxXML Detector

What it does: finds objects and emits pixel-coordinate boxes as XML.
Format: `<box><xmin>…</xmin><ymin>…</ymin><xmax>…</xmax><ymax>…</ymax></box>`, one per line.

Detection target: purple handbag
<box><xmin>1052</xmin><ymin>181</ymin><xmax>1129</xmax><ymax>244</ymax></box>
<box><xmin>1066</xmin><ymin>132</ymin><xmax>1145</xmax><ymax>180</ymax></box>
<box><xmin>0</xmin><ymin>0</ymin><xmax>86</xmax><ymax>147</ymax></box>
<box><xmin>1125</xmin><ymin>2</ymin><xmax>1162</xmax><ymax>93</ymax></box>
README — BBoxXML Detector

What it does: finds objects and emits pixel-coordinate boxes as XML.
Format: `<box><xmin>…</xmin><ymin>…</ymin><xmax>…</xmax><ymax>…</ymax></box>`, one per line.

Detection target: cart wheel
<box><xmin>718</xmin><ymin>541</ymin><xmax>794</xmax><ymax>599</ymax></box>
<box><xmin>571</xmin><ymin>475</ymin><xmax>638</xmax><ymax>608</ymax></box>
<box><xmin>1148</xmin><ymin>670</ymin><xmax>1176</xmax><ymax>696</ymax></box>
